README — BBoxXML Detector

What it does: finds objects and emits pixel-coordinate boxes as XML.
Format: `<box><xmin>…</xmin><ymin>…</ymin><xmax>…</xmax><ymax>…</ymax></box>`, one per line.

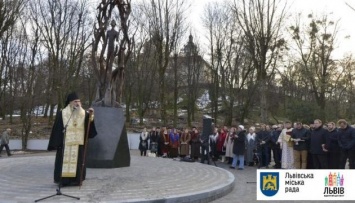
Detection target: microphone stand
<box><xmin>200</xmin><ymin>136</ymin><xmax>217</xmax><ymax>167</ymax></box>
<box><xmin>35</xmin><ymin>107</ymin><xmax>80</xmax><ymax>202</ymax></box>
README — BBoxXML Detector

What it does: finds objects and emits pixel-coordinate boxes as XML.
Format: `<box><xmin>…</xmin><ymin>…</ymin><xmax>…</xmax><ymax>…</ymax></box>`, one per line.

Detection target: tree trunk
<box><xmin>159</xmin><ymin>71</ymin><xmax>166</xmax><ymax>125</ymax></box>
<box><xmin>213</xmin><ymin>74</ymin><xmax>219</xmax><ymax>123</ymax></box>
<box><xmin>125</xmin><ymin>87</ymin><xmax>131</xmax><ymax>123</ymax></box>
<box><xmin>319</xmin><ymin>95</ymin><xmax>326</xmax><ymax>122</ymax></box>
<box><xmin>260</xmin><ymin>78</ymin><xmax>268</xmax><ymax>124</ymax></box>
<box><xmin>173</xmin><ymin>54</ymin><xmax>178</xmax><ymax>127</ymax></box>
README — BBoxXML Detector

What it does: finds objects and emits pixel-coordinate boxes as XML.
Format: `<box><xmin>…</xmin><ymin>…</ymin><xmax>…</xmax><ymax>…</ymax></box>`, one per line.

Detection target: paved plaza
<box><xmin>0</xmin><ymin>151</ymin><xmax>347</xmax><ymax>203</ymax></box>
<box><xmin>0</xmin><ymin>151</ymin><xmax>233</xmax><ymax>203</ymax></box>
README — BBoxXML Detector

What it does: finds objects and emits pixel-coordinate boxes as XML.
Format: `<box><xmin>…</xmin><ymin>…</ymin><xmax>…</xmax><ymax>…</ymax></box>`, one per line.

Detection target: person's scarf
<box><xmin>247</xmin><ymin>133</ymin><xmax>255</xmax><ymax>142</ymax></box>
<box><xmin>141</xmin><ymin>131</ymin><xmax>148</xmax><ymax>140</ymax></box>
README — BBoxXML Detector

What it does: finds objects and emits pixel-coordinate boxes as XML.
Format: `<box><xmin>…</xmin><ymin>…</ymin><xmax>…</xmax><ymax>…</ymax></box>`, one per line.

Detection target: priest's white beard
<box><xmin>70</xmin><ymin>105</ymin><xmax>86</xmax><ymax>125</ymax></box>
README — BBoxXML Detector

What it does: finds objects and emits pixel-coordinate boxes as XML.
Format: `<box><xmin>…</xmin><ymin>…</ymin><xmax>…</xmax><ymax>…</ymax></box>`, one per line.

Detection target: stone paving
<box><xmin>0</xmin><ymin>151</ymin><xmax>350</xmax><ymax>203</ymax></box>
<box><xmin>0</xmin><ymin>151</ymin><xmax>234</xmax><ymax>203</ymax></box>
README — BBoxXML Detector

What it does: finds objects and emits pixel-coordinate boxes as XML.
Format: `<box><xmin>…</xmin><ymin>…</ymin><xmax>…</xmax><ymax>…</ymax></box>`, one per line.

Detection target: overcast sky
<box><xmin>188</xmin><ymin>0</ymin><xmax>355</xmax><ymax>59</ymax></box>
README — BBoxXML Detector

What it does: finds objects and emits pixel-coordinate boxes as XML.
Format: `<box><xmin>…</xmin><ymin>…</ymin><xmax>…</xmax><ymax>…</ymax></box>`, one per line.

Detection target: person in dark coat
<box><xmin>139</xmin><ymin>128</ymin><xmax>149</xmax><ymax>156</ymax></box>
<box><xmin>209</xmin><ymin>127</ymin><xmax>219</xmax><ymax>161</ymax></box>
<box><xmin>148</xmin><ymin>127</ymin><xmax>159</xmax><ymax>155</ymax></box>
<box><xmin>256</xmin><ymin>124</ymin><xmax>271</xmax><ymax>168</ymax></box>
<box><xmin>270</xmin><ymin>125</ymin><xmax>282</xmax><ymax>168</ymax></box>
<box><xmin>230</xmin><ymin>125</ymin><xmax>246</xmax><ymax>170</ymax></box>
<box><xmin>265</xmin><ymin>125</ymin><xmax>273</xmax><ymax>165</ymax></box>
<box><xmin>47</xmin><ymin>92</ymin><xmax>97</xmax><ymax>187</ymax></box>
<box><xmin>291</xmin><ymin>122</ymin><xmax>311</xmax><ymax>169</ymax></box>
<box><xmin>190</xmin><ymin>128</ymin><xmax>200</xmax><ymax>161</ymax></box>
<box><xmin>337</xmin><ymin>119</ymin><xmax>355</xmax><ymax>169</ymax></box>
<box><xmin>306</xmin><ymin>123</ymin><xmax>314</xmax><ymax>169</ymax></box>
<box><xmin>322</xmin><ymin>122</ymin><xmax>340</xmax><ymax>169</ymax></box>
<box><xmin>310</xmin><ymin>119</ymin><xmax>328</xmax><ymax>169</ymax></box>
<box><xmin>157</xmin><ymin>127</ymin><xmax>166</xmax><ymax>157</ymax></box>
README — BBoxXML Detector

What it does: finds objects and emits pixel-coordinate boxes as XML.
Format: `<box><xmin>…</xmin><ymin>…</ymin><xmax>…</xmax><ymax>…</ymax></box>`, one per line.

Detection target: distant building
<box><xmin>166</xmin><ymin>34</ymin><xmax>211</xmax><ymax>88</ymax></box>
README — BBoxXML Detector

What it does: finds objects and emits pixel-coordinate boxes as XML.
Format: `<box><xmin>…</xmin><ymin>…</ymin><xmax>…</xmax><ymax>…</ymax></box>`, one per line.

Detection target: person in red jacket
<box><xmin>216</xmin><ymin>128</ymin><xmax>227</xmax><ymax>162</ymax></box>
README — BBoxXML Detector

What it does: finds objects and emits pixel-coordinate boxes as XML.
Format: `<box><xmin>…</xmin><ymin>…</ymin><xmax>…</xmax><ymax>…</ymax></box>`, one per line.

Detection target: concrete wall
<box><xmin>8</xmin><ymin>133</ymin><xmax>141</xmax><ymax>150</ymax></box>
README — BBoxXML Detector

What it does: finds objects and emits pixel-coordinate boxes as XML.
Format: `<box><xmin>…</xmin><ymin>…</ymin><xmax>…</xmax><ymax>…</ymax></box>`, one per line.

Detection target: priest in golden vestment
<box><xmin>48</xmin><ymin>92</ymin><xmax>97</xmax><ymax>186</ymax></box>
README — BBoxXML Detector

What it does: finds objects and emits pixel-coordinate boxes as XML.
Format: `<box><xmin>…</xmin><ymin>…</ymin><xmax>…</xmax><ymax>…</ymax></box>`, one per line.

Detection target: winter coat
<box><xmin>224</xmin><ymin>133</ymin><xmax>234</xmax><ymax>157</ymax></box>
<box><xmin>338</xmin><ymin>125</ymin><xmax>355</xmax><ymax>151</ymax></box>
<box><xmin>291</xmin><ymin>127</ymin><xmax>311</xmax><ymax>151</ymax></box>
<box><xmin>310</xmin><ymin>126</ymin><xmax>327</xmax><ymax>155</ymax></box>
<box><xmin>1</xmin><ymin>131</ymin><xmax>9</xmax><ymax>145</ymax></box>
<box><xmin>139</xmin><ymin>132</ymin><xmax>149</xmax><ymax>151</ymax></box>
<box><xmin>233</xmin><ymin>130</ymin><xmax>246</xmax><ymax>155</ymax></box>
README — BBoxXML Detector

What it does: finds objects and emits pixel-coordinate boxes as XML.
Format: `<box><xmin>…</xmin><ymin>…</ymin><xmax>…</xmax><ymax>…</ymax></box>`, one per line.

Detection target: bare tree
<box><xmin>139</xmin><ymin>0</ymin><xmax>187</xmax><ymax>125</ymax></box>
<box><xmin>289</xmin><ymin>13</ymin><xmax>339</xmax><ymax>121</ymax></box>
<box><xmin>231</xmin><ymin>0</ymin><xmax>287</xmax><ymax>123</ymax></box>
<box><xmin>202</xmin><ymin>2</ymin><xmax>224</xmax><ymax>121</ymax></box>
<box><xmin>202</xmin><ymin>2</ymin><xmax>254</xmax><ymax>125</ymax></box>
<box><xmin>18</xmin><ymin>22</ymin><xmax>41</xmax><ymax>150</ymax></box>
<box><xmin>0</xmin><ymin>0</ymin><xmax>24</xmax><ymax>39</ymax></box>
<box><xmin>0</xmin><ymin>0</ymin><xmax>24</xmax><ymax>119</ymax></box>
<box><xmin>339</xmin><ymin>56</ymin><xmax>355</xmax><ymax>119</ymax></box>
<box><xmin>29</xmin><ymin>0</ymin><xmax>93</xmax><ymax>122</ymax></box>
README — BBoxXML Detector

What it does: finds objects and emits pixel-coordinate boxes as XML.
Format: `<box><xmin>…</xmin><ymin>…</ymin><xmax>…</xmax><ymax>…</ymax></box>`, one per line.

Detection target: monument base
<box><xmin>86</xmin><ymin>107</ymin><xmax>130</xmax><ymax>168</ymax></box>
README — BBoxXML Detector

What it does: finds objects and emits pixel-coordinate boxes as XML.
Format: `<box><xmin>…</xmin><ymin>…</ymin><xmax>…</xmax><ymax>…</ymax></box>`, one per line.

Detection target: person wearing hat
<box><xmin>0</xmin><ymin>128</ymin><xmax>12</xmax><ymax>157</ymax></box>
<box><xmin>47</xmin><ymin>92</ymin><xmax>97</xmax><ymax>186</ymax></box>
<box><xmin>230</xmin><ymin>125</ymin><xmax>246</xmax><ymax>170</ymax></box>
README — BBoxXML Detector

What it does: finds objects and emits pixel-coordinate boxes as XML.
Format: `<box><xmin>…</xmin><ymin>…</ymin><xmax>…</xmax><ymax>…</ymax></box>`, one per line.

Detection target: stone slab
<box><xmin>86</xmin><ymin>107</ymin><xmax>130</xmax><ymax>168</ymax></box>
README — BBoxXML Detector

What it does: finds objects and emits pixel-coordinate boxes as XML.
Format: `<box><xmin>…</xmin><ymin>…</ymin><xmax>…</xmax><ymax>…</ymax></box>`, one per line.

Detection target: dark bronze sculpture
<box><xmin>92</xmin><ymin>0</ymin><xmax>131</xmax><ymax>107</ymax></box>
<box><xmin>87</xmin><ymin>0</ymin><xmax>132</xmax><ymax>168</ymax></box>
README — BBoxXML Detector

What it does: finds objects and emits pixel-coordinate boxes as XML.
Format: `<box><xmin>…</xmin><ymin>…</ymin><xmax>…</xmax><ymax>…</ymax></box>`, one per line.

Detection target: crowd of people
<box><xmin>138</xmin><ymin>119</ymin><xmax>355</xmax><ymax>170</ymax></box>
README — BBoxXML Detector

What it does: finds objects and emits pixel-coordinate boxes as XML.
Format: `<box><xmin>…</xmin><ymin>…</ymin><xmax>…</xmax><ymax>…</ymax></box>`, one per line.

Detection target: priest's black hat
<box><xmin>65</xmin><ymin>92</ymin><xmax>79</xmax><ymax>106</ymax></box>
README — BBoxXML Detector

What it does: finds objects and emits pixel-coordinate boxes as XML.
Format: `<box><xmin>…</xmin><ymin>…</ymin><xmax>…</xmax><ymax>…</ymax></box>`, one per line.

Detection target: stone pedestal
<box><xmin>86</xmin><ymin>107</ymin><xmax>130</xmax><ymax>168</ymax></box>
